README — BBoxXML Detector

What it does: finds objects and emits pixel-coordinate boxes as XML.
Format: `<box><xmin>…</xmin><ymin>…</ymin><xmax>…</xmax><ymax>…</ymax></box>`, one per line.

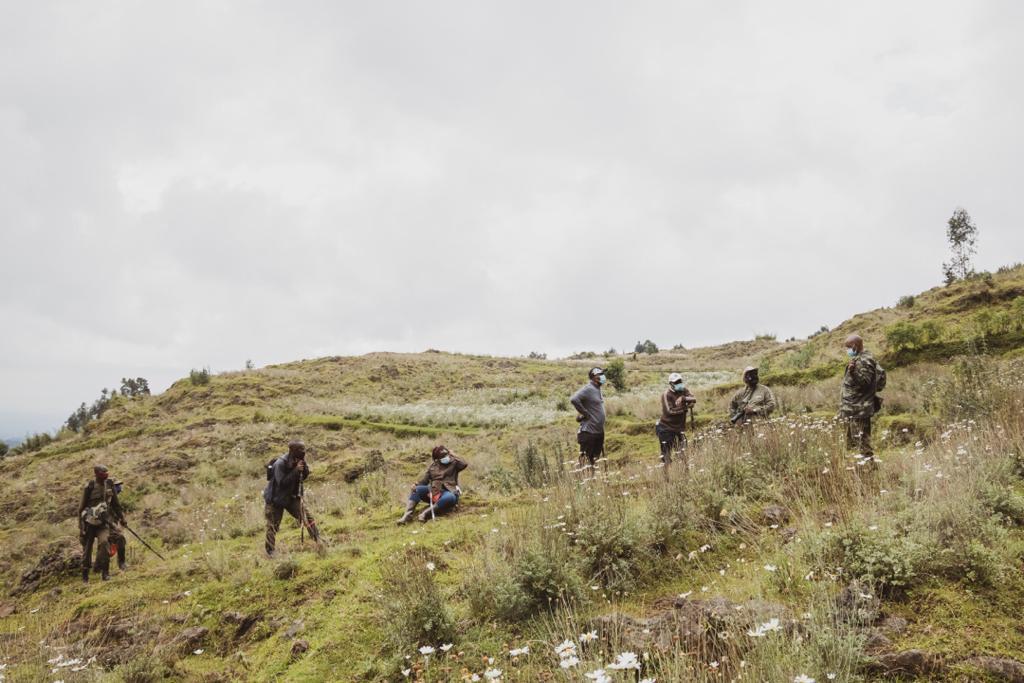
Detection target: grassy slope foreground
<box><xmin>1</xmin><ymin>267</ymin><xmax>1024</xmax><ymax>682</ymax></box>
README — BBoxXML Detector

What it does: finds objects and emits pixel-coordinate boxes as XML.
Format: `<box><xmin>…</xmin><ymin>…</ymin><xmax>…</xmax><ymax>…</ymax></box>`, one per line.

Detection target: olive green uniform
<box><xmin>78</xmin><ymin>479</ymin><xmax>125</xmax><ymax>578</ymax></box>
<box><xmin>729</xmin><ymin>384</ymin><xmax>777</xmax><ymax>421</ymax></box>
<box><xmin>840</xmin><ymin>351</ymin><xmax>879</xmax><ymax>456</ymax></box>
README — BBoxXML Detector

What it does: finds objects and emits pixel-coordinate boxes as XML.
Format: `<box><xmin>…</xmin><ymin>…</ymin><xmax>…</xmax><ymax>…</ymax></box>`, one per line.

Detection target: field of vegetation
<box><xmin>2</xmin><ymin>266</ymin><xmax>1024</xmax><ymax>682</ymax></box>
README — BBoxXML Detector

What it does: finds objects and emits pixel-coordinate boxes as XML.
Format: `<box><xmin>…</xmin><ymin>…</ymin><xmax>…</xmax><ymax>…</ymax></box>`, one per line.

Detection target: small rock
<box><xmin>285</xmin><ymin>619</ymin><xmax>304</xmax><ymax>639</ymax></box>
<box><xmin>863</xmin><ymin>630</ymin><xmax>893</xmax><ymax>653</ymax></box>
<box><xmin>963</xmin><ymin>656</ymin><xmax>1024</xmax><ymax>683</ymax></box>
<box><xmin>177</xmin><ymin>626</ymin><xmax>209</xmax><ymax>648</ymax></box>
<box><xmin>878</xmin><ymin>615</ymin><xmax>908</xmax><ymax>635</ymax></box>
<box><xmin>0</xmin><ymin>603</ymin><xmax>16</xmax><ymax>618</ymax></box>
<box><xmin>867</xmin><ymin>649</ymin><xmax>944</xmax><ymax>676</ymax></box>
<box><xmin>291</xmin><ymin>639</ymin><xmax>309</xmax><ymax>657</ymax></box>
<box><xmin>761</xmin><ymin>505</ymin><xmax>791</xmax><ymax>526</ymax></box>
<box><xmin>780</xmin><ymin>527</ymin><xmax>798</xmax><ymax>543</ymax></box>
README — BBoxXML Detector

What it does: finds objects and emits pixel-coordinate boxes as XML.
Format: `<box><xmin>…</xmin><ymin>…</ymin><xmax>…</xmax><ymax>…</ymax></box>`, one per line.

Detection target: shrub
<box><xmin>189</xmin><ymin>367</ymin><xmax>211</xmax><ymax>385</ymax></box>
<box><xmin>527</xmin><ymin>351</ymin><xmax>547</xmax><ymax>360</ymax></box>
<box><xmin>828</xmin><ymin>526</ymin><xmax>923</xmax><ymax>594</ymax></box>
<box><xmin>467</xmin><ymin>544</ymin><xmax>583</xmax><ymax>622</ymax></box>
<box><xmin>515</xmin><ymin>441</ymin><xmax>552</xmax><ymax>488</ymax></box>
<box><xmin>571</xmin><ymin>504</ymin><xmax>655</xmax><ymax>590</ymax></box>
<box><xmin>0</xmin><ymin>442</ymin><xmax>6</xmax><ymax>458</ymax></box>
<box><xmin>604</xmin><ymin>358</ymin><xmax>626</xmax><ymax>391</ymax></box>
<box><xmin>897</xmin><ymin>294</ymin><xmax>916</xmax><ymax>308</ymax></box>
<box><xmin>483</xmin><ymin>465</ymin><xmax>520</xmax><ymax>493</ymax></box>
<box><xmin>755</xmin><ymin>333</ymin><xmax>777</xmax><ymax>341</ymax></box>
<box><xmin>885</xmin><ymin>321</ymin><xmax>923</xmax><ymax>352</ymax></box>
<box><xmin>379</xmin><ymin>548</ymin><xmax>456</xmax><ymax>650</ymax></box>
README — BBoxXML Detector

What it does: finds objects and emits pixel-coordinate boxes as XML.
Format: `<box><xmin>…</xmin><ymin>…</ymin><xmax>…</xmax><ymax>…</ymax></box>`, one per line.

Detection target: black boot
<box><xmin>81</xmin><ymin>567</ymin><xmax>89</xmax><ymax>584</ymax></box>
<box><xmin>101</xmin><ymin>569</ymin><xmax>110</xmax><ymax>581</ymax></box>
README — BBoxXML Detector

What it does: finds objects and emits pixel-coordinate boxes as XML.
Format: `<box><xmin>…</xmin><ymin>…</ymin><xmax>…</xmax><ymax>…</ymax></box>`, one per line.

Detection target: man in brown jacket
<box><xmin>397</xmin><ymin>445</ymin><xmax>468</xmax><ymax>524</ymax></box>
<box><xmin>656</xmin><ymin>372</ymin><xmax>696</xmax><ymax>464</ymax></box>
<box><xmin>78</xmin><ymin>464</ymin><xmax>126</xmax><ymax>582</ymax></box>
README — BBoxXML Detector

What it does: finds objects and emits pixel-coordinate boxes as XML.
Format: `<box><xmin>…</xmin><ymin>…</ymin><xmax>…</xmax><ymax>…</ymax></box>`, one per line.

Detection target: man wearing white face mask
<box><xmin>571</xmin><ymin>367</ymin><xmax>607</xmax><ymax>468</ymax></box>
<box><xmin>397</xmin><ymin>445</ymin><xmax>468</xmax><ymax>524</ymax></box>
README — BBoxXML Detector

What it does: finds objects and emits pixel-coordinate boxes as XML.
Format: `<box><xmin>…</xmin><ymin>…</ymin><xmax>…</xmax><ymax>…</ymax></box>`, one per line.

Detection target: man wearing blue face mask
<box><xmin>656</xmin><ymin>373</ymin><xmax>696</xmax><ymax>465</ymax></box>
<box><xmin>571</xmin><ymin>367</ymin><xmax>607</xmax><ymax>469</ymax></box>
<box><xmin>397</xmin><ymin>445</ymin><xmax>468</xmax><ymax>524</ymax></box>
<box><xmin>840</xmin><ymin>334</ymin><xmax>886</xmax><ymax>459</ymax></box>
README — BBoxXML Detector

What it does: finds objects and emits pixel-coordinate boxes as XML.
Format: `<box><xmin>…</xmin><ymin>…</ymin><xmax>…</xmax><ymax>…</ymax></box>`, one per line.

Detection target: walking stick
<box><xmin>121</xmin><ymin>524</ymin><xmax>167</xmax><ymax>561</ymax></box>
<box><xmin>429</xmin><ymin>487</ymin><xmax>436</xmax><ymax>521</ymax></box>
<box><xmin>299</xmin><ymin>477</ymin><xmax>306</xmax><ymax>544</ymax></box>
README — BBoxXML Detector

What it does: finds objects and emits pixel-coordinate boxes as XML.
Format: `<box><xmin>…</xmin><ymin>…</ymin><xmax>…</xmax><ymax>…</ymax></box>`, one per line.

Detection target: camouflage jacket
<box><xmin>729</xmin><ymin>384</ymin><xmax>777</xmax><ymax>419</ymax></box>
<box><xmin>840</xmin><ymin>352</ymin><xmax>879</xmax><ymax>418</ymax></box>
<box><xmin>78</xmin><ymin>479</ymin><xmax>124</xmax><ymax>528</ymax></box>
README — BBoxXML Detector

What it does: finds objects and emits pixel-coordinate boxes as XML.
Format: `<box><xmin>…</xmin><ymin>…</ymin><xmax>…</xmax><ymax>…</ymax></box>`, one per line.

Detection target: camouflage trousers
<box><xmin>264</xmin><ymin>500</ymin><xmax>318</xmax><ymax>555</ymax></box>
<box><xmin>845</xmin><ymin>416</ymin><xmax>874</xmax><ymax>457</ymax></box>
<box><xmin>81</xmin><ymin>525</ymin><xmax>110</xmax><ymax>574</ymax></box>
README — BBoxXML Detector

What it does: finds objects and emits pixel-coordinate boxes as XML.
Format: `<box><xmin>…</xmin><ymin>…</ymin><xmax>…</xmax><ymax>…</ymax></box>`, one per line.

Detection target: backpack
<box><xmin>874</xmin><ymin>363</ymin><xmax>887</xmax><ymax>392</ymax></box>
<box><xmin>872</xmin><ymin>361</ymin><xmax>887</xmax><ymax>413</ymax></box>
<box><xmin>266</xmin><ymin>457</ymin><xmax>280</xmax><ymax>481</ymax></box>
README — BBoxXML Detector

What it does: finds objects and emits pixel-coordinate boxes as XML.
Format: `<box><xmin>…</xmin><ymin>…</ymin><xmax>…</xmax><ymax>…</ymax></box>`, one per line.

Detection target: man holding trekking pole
<box><xmin>263</xmin><ymin>440</ymin><xmax>321</xmax><ymax>556</ymax></box>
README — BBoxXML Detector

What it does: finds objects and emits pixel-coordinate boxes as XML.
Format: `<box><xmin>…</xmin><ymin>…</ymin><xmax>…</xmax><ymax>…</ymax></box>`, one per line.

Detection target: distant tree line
<box><xmin>65</xmin><ymin>377</ymin><xmax>150</xmax><ymax>433</ymax></box>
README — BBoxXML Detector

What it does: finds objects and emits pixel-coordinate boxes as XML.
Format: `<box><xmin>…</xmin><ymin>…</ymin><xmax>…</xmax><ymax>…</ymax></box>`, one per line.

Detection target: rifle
<box><xmin>122</xmin><ymin>524</ymin><xmax>166</xmax><ymax>561</ymax></box>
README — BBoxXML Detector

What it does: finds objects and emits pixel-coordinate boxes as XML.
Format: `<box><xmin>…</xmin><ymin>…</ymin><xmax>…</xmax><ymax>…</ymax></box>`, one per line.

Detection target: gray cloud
<box><xmin>2</xmin><ymin>1</ymin><xmax>1023</xmax><ymax>434</ymax></box>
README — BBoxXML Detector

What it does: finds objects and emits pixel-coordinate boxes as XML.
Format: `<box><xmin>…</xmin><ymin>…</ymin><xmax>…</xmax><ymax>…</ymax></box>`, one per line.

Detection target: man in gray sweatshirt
<box><xmin>571</xmin><ymin>367</ymin><xmax>607</xmax><ymax>468</ymax></box>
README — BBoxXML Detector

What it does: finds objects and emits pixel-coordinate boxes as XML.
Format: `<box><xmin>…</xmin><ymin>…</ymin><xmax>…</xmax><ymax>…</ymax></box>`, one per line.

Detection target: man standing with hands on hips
<box><xmin>571</xmin><ymin>367</ymin><xmax>607</xmax><ymax>469</ymax></box>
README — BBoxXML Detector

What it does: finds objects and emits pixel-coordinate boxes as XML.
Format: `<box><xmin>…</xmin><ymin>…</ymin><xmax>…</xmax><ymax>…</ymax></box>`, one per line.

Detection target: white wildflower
<box><xmin>608</xmin><ymin>651</ymin><xmax>641</xmax><ymax>670</ymax></box>
<box><xmin>793</xmin><ymin>675</ymin><xmax>816</xmax><ymax>683</ymax></box>
<box><xmin>509</xmin><ymin>646</ymin><xmax>529</xmax><ymax>657</ymax></box>
<box><xmin>484</xmin><ymin>668</ymin><xmax>502</xmax><ymax>680</ymax></box>
<box><xmin>426</xmin><ymin>562</ymin><xmax>436</xmax><ymax>571</ymax></box>
<box><xmin>440</xmin><ymin>643</ymin><xmax>453</xmax><ymax>652</ymax></box>
<box><xmin>401</xmin><ymin>669</ymin><xmax>411</xmax><ymax>678</ymax></box>
<box><xmin>419</xmin><ymin>645</ymin><xmax>435</xmax><ymax>656</ymax></box>
<box><xmin>579</xmin><ymin>630</ymin><xmax>598</xmax><ymax>643</ymax></box>
<box><xmin>764</xmin><ymin>564</ymin><xmax>777</xmax><ymax>572</ymax></box>
<box><xmin>585</xmin><ymin>670</ymin><xmax>612</xmax><ymax>683</ymax></box>
<box><xmin>560</xmin><ymin>656</ymin><xmax>580</xmax><ymax>668</ymax></box>
<box><xmin>746</xmin><ymin>618</ymin><xmax>782</xmax><ymax>637</ymax></box>
<box><xmin>193</xmin><ymin>649</ymin><xmax>204</xmax><ymax>655</ymax></box>
<box><xmin>555</xmin><ymin>639</ymin><xmax>577</xmax><ymax>656</ymax></box>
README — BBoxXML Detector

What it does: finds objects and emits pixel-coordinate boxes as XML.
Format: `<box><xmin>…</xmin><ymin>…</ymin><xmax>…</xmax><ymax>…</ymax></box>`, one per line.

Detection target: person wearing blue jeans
<box><xmin>397</xmin><ymin>445</ymin><xmax>468</xmax><ymax>524</ymax></box>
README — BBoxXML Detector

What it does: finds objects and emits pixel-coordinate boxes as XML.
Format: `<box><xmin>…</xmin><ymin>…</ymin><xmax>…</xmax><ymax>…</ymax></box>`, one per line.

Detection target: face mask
<box><xmin>439</xmin><ymin>456</ymin><xmax>452</xmax><ymax>465</ymax></box>
<box><xmin>598</xmin><ymin>375</ymin><xmax>606</xmax><ymax>385</ymax></box>
<box><xmin>673</xmin><ymin>382</ymin><xmax>685</xmax><ymax>392</ymax></box>
<box><xmin>847</xmin><ymin>348</ymin><xmax>857</xmax><ymax>358</ymax></box>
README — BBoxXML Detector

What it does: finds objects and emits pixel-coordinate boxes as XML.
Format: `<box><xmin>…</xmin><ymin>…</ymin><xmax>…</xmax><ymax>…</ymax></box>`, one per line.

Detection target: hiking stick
<box><xmin>122</xmin><ymin>524</ymin><xmax>167</xmax><ymax>561</ymax></box>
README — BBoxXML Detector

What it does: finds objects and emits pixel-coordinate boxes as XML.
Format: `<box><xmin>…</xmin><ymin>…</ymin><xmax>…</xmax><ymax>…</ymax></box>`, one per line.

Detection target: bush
<box><xmin>828</xmin><ymin>526</ymin><xmax>923</xmax><ymax>594</ymax></box>
<box><xmin>0</xmin><ymin>442</ymin><xmax>7</xmax><ymax>458</ymax></box>
<box><xmin>515</xmin><ymin>441</ymin><xmax>553</xmax><ymax>488</ymax></box>
<box><xmin>604</xmin><ymin>358</ymin><xmax>626</xmax><ymax>391</ymax></box>
<box><xmin>467</xmin><ymin>543</ymin><xmax>583</xmax><ymax>622</ymax></box>
<box><xmin>755</xmin><ymin>333</ymin><xmax>777</xmax><ymax>341</ymax></box>
<box><xmin>885</xmin><ymin>321</ymin><xmax>923</xmax><ymax>352</ymax></box>
<box><xmin>379</xmin><ymin>548</ymin><xmax>456</xmax><ymax>650</ymax></box>
<box><xmin>897</xmin><ymin>294</ymin><xmax>916</xmax><ymax>308</ymax></box>
<box><xmin>527</xmin><ymin>351</ymin><xmax>547</xmax><ymax>360</ymax></box>
<box><xmin>189</xmin><ymin>367</ymin><xmax>211</xmax><ymax>385</ymax></box>
<box><xmin>571</xmin><ymin>504</ymin><xmax>655</xmax><ymax>590</ymax></box>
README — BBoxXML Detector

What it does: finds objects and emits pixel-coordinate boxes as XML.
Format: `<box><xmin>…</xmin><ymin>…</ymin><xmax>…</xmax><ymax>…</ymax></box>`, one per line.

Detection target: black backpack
<box><xmin>265</xmin><ymin>456</ymin><xmax>280</xmax><ymax>481</ymax></box>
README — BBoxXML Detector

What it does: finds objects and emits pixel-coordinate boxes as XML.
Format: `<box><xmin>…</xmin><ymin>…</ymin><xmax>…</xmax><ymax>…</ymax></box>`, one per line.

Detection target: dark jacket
<box><xmin>840</xmin><ymin>352</ymin><xmax>879</xmax><ymax>419</ymax></box>
<box><xmin>658</xmin><ymin>388</ymin><xmax>695</xmax><ymax>431</ymax></box>
<box><xmin>418</xmin><ymin>456</ymin><xmax>468</xmax><ymax>496</ymax></box>
<box><xmin>79</xmin><ymin>479</ymin><xmax>124</xmax><ymax>528</ymax></box>
<box><xmin>263</xmin><ymin>452</ymin><xmax>309</xmax><ymax>507</ymax></box>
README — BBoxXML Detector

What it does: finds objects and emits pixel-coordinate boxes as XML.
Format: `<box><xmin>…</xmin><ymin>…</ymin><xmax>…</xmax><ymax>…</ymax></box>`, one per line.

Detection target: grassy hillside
<box><xmin>2</xmin><ymin>269</ymin><xmax>1024</xmax><ymax>682</ymax></box>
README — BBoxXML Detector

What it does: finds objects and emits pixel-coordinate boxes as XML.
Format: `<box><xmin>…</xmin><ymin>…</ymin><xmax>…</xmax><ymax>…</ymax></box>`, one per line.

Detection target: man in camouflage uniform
<box><xmin>729</xmin><ymin>367</ymin><xmax>777</xmax><ymax>424</ymax></box>
<box><xmin>78</xmin><ymin>464</ymin><xmax>126</xmax><ymax>582</ymax></box>
<box><xmin>840</xmin><ymin>334</ymin><xmax>883</xmax><ymax>458</ymax></box>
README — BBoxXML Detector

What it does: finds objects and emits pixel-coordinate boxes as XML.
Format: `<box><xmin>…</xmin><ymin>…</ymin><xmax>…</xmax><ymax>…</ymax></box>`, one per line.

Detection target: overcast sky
<box><xmin>2</xmin><ymin>2</ymin><xmax>1023</xmax><ymax>436</ymax></box>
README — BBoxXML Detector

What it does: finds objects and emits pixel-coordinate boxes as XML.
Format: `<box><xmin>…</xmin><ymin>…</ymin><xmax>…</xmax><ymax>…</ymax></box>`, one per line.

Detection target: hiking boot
<box><xmin>396</xmin><ymin>501</ymin><xmax>417</xmax><ymax>525</ymax></box>
<box><xmin>417</xmin><ymin>509</ymin><xmax>433</xmax><ymax>523</ymax></box>
<box><xmin>118</xmin><ymin>561</ymin><xmax>127</xmax><ymax>570</ymax></box>
<box><xmin>81</xmin><ymin>568</ymin><xmax>89</xmax><ymax>584</ymax></box>
<box><xmin>101</xmin><ymin>570</ymin><xmax>110</xmax><ymax>581</ymax></box>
